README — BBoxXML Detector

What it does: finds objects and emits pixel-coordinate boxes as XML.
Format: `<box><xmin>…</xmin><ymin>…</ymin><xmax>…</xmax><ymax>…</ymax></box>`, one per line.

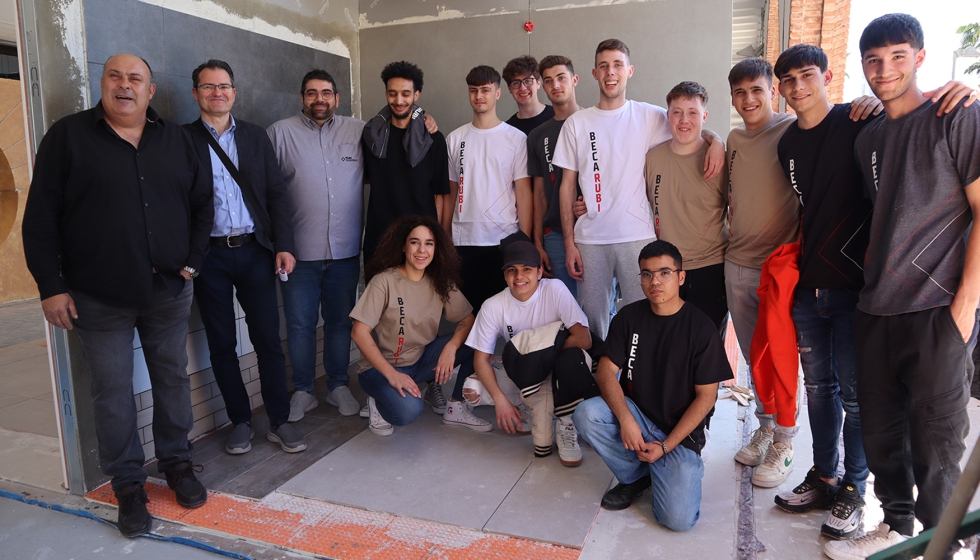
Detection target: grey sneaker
<box><xmin>267</xmin><ymin>423</ymin><xmax>308</xmax><ymax>453</ymax></box>
<box><xmin>556</xmin><ymin>418</ymin><xmax>582</xmax><ymax>467</ymax></box>
<box><xmin>225</xmin><ymin>422</ymin><xmax>254</xmax><ymax>455</ymax></box>
<box><xmin>368</xmin><ymin>397</ymin><xmax>393</xmax><ymax>436</ymax></box>
<box><xmin>325</xmin><ymin>386</ymin><xmax>360</xmax><ymax>416</ymax></box>
<box><xmin>735</xmin><ymin>427</ymin><xmax>773</xmax><ymax>466</ymax></box>
<box><xmin>288</xmin><ymin>390</ymin><xmax>318</xmax><ymax>422</ymax></box>
<box><xmin>424</xmin><ymin>382</ymin><xmax>448</xmax><ymax>414</ymax></box>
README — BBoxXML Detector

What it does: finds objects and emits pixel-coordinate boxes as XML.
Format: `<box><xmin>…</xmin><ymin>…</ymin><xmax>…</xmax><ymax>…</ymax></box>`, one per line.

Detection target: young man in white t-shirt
<box><xmin>465</xmin><ymin>240</ymin><xmax>598</xmax><ymax>466</ymax></box>
<box><xmin>552</xmin><ymin>39</ymin><xmax>725</xmax><ymax>338</ymax></box>
<box><xmin>445</xmin><ymin>65</ymin><xmax>532</xmax><ymax>312</ymax></box>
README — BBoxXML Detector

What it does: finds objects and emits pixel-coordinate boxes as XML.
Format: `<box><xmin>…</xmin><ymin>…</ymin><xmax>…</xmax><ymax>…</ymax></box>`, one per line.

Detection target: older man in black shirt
<box><xmin>22</xmin><ymin>53</ymin><xmax>213</xmax><ymax>538</ymax></box>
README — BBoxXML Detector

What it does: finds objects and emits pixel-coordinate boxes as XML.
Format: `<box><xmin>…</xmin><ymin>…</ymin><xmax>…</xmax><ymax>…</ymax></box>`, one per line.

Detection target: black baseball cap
<box><xmin>501</xmin><ymin>240</ymin><xmax>541</xmax><ymax>270</ymax></box>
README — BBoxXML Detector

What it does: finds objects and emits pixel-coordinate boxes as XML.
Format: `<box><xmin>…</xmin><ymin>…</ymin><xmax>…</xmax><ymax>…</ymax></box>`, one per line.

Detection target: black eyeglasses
<box><xmin>508</xmin><ymin>77</ymin><xmax>537</xmax><ymax>90</ymax></box>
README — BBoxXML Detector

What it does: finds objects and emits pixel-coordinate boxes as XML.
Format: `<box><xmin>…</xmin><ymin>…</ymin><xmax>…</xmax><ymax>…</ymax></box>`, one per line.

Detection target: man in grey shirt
<box><xmin>267</xmin><ymin>69</ymin><xmax>365</xmax><ymax>420</ymax></box>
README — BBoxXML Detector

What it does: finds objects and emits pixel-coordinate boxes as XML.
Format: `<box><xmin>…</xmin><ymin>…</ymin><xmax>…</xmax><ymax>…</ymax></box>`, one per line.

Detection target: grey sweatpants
<box><xmin>577</xmin><ymin>239</ymin><xmax>652</xmax><ymax>339</ymax></box>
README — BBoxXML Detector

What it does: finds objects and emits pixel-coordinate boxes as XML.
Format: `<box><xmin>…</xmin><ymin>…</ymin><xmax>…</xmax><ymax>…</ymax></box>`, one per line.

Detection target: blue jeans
<box><xmin>195</xmin><ymin>242</ymin><xmax>290</xmax><ymax>428</ymax></box>
<box><xmin>542</xmin><ymin>231</ymin><xmax>576</xmax><ymax>298</ymax></box>
<box><xmin>574</xmin><ymin>396</ymin><xmax>704</xmax><ymax>531</ymax></box>
<box><xmin>359</xmin><ymin>334</ymin><xmax>475</xmax><ymax>426</ymax></box>
<box><xmin>793</xmin><ymin>287</ymin><xmax>868</xmax><ymax>495</ymax></box>
<box><xmin>280</xmin><ymin>257</ymin><xmax>359</xmax><ymax>393</ymax></box>
<box><xmin>71</xmin><ymin>276</ymin><xmax>194</xmax><ymax>492</ymax></box>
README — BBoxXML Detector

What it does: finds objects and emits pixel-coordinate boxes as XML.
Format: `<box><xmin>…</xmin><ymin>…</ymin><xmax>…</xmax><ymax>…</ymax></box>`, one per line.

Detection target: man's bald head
<box><xmin>100</xmin><ymin>53</ymin><xmax>156</xmax><ymax>126</ymax></box>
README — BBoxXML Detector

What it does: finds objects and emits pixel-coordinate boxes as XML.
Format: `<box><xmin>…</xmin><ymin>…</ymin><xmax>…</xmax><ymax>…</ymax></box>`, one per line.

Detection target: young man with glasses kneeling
<box><xmin>573</xmin><ymin>240</ymin><xmax>733</xmax><ymax>531</ymax></box>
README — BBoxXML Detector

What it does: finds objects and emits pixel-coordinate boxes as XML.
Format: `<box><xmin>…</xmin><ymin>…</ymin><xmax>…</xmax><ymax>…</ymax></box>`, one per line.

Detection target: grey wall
<box><xmin>358</xmin><ymin>0</ymin><xmax>734</xmax><ymax>136</ymax></box>
<box><xmin>83</xmin><ymin>0</ymin><xmax>352</xmax><ymax>128</ymax></box>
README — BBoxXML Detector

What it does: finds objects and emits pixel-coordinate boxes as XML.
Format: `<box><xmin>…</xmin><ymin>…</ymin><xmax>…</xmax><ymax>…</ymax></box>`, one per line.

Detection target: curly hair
<box><xmin>365</xmin><ymin>215</ymin><xmax>462</xmax><ymax>302</ymax></box>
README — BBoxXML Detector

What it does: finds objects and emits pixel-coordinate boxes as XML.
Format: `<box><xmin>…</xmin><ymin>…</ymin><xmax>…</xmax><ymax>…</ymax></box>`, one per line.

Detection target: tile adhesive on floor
<box><xmin>86</xmin><ymin>480</ymin><xmax>579</xmax><ymax>559</ymax></box>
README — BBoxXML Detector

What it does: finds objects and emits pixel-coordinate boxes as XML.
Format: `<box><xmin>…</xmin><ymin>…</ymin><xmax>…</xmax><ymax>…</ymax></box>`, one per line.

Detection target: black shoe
<box><xmin>163</xmin><ymin>461</ymin><xmax>207</xmax><ymax>508</ymax></box>
<box><xmin>601</xmin><ymin>475</ymin><xmax>652</xmax><ymax>511</ymax></box>
<box><xmin>774</xmin><ymin>466</ymin><xmax>838</xmax><ymax>513</ymax></box>
<box><xmin>114</xmin><ymin>483</ymin><xmax>151</xmax><ymax>538</ymax></box>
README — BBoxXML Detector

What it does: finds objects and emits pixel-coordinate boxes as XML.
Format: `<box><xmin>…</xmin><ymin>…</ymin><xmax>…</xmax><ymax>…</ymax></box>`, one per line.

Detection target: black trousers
<box><xmin>854</xmin><ymin>306</ymin><xmax>978</xmax><ymax>535</ymax></box>
<box><xmin>457</xmin><ymin>244</ymin><xmax>506</xmax><ymax>313</ymax></box>
<box><xmin>195</xmin><ymin>241</ymin><xmax>290</xmax><ymax>428</ymax></box>
<box><xmin>680</xmin><ymin>262</ymin><xmax>728</xmax><ymax>331</ymax></box>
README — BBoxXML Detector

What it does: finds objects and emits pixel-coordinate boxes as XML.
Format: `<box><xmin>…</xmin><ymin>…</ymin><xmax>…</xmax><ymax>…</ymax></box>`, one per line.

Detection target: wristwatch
<box><xmin>182</xmin><ymin>266</ymin><xmax>199</xmax><ymax>279</ymax></box>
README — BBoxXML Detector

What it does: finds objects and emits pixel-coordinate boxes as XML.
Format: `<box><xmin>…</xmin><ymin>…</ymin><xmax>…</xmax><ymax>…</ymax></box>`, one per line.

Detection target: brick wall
<box><xmin>765</xmin><ymin>0</ymin><xmax>852</xmax><ymax>104</ymax></box>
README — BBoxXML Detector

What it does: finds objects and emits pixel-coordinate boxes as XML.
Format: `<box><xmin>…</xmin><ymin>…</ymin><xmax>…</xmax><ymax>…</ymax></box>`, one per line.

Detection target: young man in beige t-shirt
<box><xmin>726</xmin><ymin>58</ymin><xmax>801</xmax><ymax>487</ymax></box>
<box><xmin>644</xmin><ymin>81</ymin><xmax>728</xmax><ymax>330</ymax></box>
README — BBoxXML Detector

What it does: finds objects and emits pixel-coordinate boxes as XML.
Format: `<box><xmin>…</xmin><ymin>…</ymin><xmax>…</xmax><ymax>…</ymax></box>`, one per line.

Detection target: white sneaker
<box><xmin>752</xmin><ymin>442</ymin><xmax>794</xmax><ymax>488</ymax></box>
<box><xmin>515</xmin><ymin>402</ymin><xmax>533</xmax><ymax>435</ymax></box>
<box><xmin>735</xmin><ymin>427</ymin><xmax>773</xmax><ymax>466</ymax></box>
<box><xmin>555</xmin><ymin>418</ymin><xmax>582</xmax><ymax>467</ymax></box>
<box><xmin>359</xmin><ymin>404</ymin><xmax>369</xmax><ymax>418</ymax></box>
<box><xmin>824</xmin><ymin>523</ymin><xmax>906</xmax><ymax>560</ymax></box>
<box><xmin>424</xmin><ymin>382</ymin><xmax>447</xmax><ymax>414</ymax></box>
<box><xmin>288</xmin><ymin>390</ymin><xmax>318</xmax><ymax>422</ymax></box>
<box><xmin>443</xmin><ymin>401</ymin><xmax>492</xmax><ymax>432</ymax></box>
<box><xmin>325</xmin><ymin>386</ymin><xmax>361</xmax><ymax>416</ymax></box>
<box><xmin>367</xmin><ymin>397</ymin><xmax>393</xmax><ymax>436</ymax></box>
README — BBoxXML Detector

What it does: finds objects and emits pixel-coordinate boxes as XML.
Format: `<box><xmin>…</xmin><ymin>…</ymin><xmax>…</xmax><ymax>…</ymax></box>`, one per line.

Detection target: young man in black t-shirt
<box><xmin>573</xmin><ymin>240</ymin><xmax>732</xmax><ymax>531</ymax></box>
<box><xmin>527</xmin><ymin>55</ymin><xmax>581</xmax><ymax>298</ymax></box>
<box><xmin>772</xmin><ymin>44</ymin><xmax>877</xmax><ymax>541</ymax></box>
<box><xmin>361</xmin><ymin>61</ymin><xmax>450</xmax><ymax>264</ymax></box>
<box><xmin>503</xmin><ymin>55</ymin><xmax>555</xmax><ymax>135</ymax></box>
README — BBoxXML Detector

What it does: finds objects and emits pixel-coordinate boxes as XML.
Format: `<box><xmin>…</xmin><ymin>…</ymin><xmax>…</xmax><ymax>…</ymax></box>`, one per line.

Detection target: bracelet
<box><xmin>660</xmin><ymin>441</ymin><xmax>669</xmax><ymax>455</ymax></box>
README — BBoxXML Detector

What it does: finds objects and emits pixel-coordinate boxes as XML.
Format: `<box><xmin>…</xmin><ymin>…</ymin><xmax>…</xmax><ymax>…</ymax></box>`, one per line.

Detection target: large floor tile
<box><xmin>0</xmin><ymin>427</ymin><xmax>63</xmax><ymax>492</ymax></box>
<box><xmin>0</xmin><ymin>392</ymin><xmax>28</xmax><ymax>408</ymax></box>
<box><xmin>279</xmin><ymin>406</ymin><xmax>535</xmax><ymax>531</ymax></box>
<box><xmin>484</xmin><ymin>445</ymin><xmax>612</xmax><ymax>547</ymax></box>
<box><xmin>0</xmin><ymin>339</ymin><xmax>47</xmax><ymax>367</ymax></box>
<box><xmin>0</xmin><ymin>354</ymin><xmax>51</xmax><ymax>399</ymax></box>
<box><xmin>0</xmin><ymin>398</ymin><xmax>59</xmax><ymax>437</ymax></box>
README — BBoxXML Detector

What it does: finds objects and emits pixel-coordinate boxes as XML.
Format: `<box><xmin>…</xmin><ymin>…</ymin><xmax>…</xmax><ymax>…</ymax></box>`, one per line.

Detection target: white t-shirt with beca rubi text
<box><xmin>552</xmin><ymin>100</ymin><xmax>671</xmax><ymax>245</ymax></box>
<box><xmin>447</xmin><ymin>122</ymin><xmax>529</xmax><ymax>247</ymax></box>
<box><xmin>465</xmin><ymin>278</ymin><xmax>589</xmax><ymax>355</ymax></box>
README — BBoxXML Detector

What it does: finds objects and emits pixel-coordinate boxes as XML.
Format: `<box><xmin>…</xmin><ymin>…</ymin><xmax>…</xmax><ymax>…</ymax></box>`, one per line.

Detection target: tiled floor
<box><xmin>0</xmin><ymin>298</ymin><xmax>45</xmax><ymax>348</ymax></box>
<box><xmin>0</xmin><ymin>338</ymin><xmax>57</xmax><ymax>438</ymax></box>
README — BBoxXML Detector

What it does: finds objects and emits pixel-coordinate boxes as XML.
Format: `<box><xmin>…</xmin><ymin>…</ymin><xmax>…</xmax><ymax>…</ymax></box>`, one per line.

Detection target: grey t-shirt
<box><xmin>854</xmin><ymin>100</ymin><xmax>980</xmax><ymax>315</ymax></box>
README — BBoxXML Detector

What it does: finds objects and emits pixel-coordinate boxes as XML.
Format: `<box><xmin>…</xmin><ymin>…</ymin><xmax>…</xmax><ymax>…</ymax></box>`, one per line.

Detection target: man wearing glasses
<box><xmin>185</xmin><ymin>59</ymin><xmax>306</xmax><ymax>456</ymax></box>
<box><xmin>503</xmin><ymin>55</ymin><xmax>554</xmax><ymax>135</ymax></box>
<box><xmin>267</xmin><ymin>70</ymin><xmax>365</xmax><ymax>421</ymax></box>
<box><xmin>573</xmin><ymin>240</ymin><xmax>732</xmax><ymax>530</ymax></box>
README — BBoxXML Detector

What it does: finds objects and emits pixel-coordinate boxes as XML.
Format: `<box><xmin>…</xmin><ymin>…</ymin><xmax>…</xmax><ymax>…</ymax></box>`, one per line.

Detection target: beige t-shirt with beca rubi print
<box><xmin>350</xmin><ymin>268</ymin><xmax>473</xmax><ymax>373</ymax></box>
<box><xmin>726</xmin><ymin>112</ymin><xmax>801</xmax><ymax>269</ymax></box>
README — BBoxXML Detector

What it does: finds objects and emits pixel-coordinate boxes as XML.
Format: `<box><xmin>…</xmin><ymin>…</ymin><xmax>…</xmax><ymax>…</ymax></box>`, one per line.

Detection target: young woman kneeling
<box><xmin>350</xmin><ymin>216</ymin><xmax>491</xmax><ymax>435</ymax></box>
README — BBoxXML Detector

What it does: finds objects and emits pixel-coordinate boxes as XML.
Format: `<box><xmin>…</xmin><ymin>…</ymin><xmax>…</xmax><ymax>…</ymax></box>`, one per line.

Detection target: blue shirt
<box><xmin>205</xmin><ymin>116</ymin><xmax>255</xmax><ymax>237</ymax></box>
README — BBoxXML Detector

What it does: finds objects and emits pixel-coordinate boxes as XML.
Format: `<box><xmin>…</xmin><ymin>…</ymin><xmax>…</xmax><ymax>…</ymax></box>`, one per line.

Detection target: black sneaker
<box><xmin>163</xmin><ymin>461</ymin><xmax>207</xmax><ymax>508</ymax></box>
<box><xmin>601</xmin><ymin>475</ymin><xmax>652</xmax><ymax>511</ymax></box>
<box><xmin>821</xmin><ymin>483</ymin><xmax>865</xmax><ymax>540</ymax></box>
<box><xmin>114</xmin><ymin>483</ymin><xmax>151</xmax><ymax>538</ymax></box>
<box><xmin>774</xmin><ymin>466</ymin><xmax>838</xmax><ymax>513</ymax></box>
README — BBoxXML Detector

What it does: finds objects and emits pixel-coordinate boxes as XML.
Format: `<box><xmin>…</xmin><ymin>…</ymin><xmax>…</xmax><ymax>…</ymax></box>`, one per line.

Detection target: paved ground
<box><xmin>0</xmin><ymin>298</ymin><xmax>44</xmax><ymax>348</ymax></box>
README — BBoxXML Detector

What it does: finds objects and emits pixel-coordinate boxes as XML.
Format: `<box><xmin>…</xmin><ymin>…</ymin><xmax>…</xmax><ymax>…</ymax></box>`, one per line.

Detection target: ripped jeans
<box><xmin>792</xmin><ymin>287</ymin><xmax>868</xmax><ymax>495</ymax></box>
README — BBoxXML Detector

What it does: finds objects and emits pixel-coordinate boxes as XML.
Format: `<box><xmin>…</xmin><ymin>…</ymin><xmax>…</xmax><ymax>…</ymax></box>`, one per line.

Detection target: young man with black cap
<box><xmin>465</xmin><ymin>239</ymin><xmax>598</xmax><ymax>465</ymax></box>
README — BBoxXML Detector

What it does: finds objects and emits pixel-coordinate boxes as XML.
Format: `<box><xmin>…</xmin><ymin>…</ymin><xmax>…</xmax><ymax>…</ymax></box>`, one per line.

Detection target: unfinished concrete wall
<box><xmin>358</xmin><ymin>0</ymin><xmax>733</xmax><ymax>136</ymax></box>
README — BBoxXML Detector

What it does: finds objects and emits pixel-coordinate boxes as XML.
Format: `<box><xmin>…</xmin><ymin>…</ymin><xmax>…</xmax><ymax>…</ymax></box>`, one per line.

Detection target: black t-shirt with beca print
<box><xmin>527</xmin><ymin>117</ymin><xmax>568</xmax><ymax>234</ymax></box>
<box><xmin>778</xmin><ymin>103</ymin><xmax>880</xmax><ymax>290</ymax></box>
<box><xmin>600</xmin><ymin>300</ymin><xmax>733</xmax><ymax>453</ymax></box>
